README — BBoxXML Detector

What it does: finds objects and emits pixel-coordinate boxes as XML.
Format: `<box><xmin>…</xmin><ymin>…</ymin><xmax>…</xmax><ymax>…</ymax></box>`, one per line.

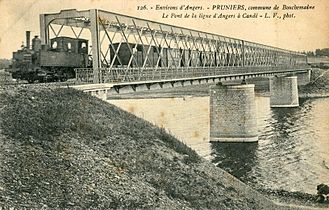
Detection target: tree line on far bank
<box><xmin>302</xmin><ymin>48</ymin><xmax>329</xmax><ymax>57</ymax></box>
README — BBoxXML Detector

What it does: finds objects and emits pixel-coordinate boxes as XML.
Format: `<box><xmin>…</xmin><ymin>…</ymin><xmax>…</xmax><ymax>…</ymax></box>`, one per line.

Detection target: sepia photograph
<box><xmin>0</xmin><ymin>0</ymin><xmax>329</xmax><ymax>209</ymax></box>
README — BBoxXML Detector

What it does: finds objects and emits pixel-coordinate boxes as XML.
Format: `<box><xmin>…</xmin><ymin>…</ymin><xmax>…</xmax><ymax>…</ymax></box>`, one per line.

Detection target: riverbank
<box><xmin>299</xmin><ymin>68</ymin><xmax>329</xmax><ymax>98</ymax></box>
<box><xmin>0</xmin><ymin>85</ymin><xmax>296</xmax><ymax>209</ymax></box>
<box><xmin>1</xmin><ymin>69</ymin><xmax>328</xmax><ymax>209</ymax></box>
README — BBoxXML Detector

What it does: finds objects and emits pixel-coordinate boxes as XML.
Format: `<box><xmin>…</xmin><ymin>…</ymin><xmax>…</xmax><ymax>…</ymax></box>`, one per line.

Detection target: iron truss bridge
<box><xmin>39</xmin><ymin>9</ymin><xmax>309</xmax><ymax>84</ymax></box>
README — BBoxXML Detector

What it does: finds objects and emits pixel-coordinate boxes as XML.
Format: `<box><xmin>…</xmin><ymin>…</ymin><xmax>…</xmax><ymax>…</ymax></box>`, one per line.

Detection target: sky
<box><xmin>0</xmin><ymin>0</ymin><xmax>328</xmax><ymax>59</ymax></box>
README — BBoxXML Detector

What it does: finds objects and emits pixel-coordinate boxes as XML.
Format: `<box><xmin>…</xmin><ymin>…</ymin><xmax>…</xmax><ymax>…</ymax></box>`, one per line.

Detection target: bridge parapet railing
<box><xmin>75</xmin><ymin>68</ymin><xmax>94</xmax><ymax>83</ymax></box>
<box><xmin>75</xmin><ymin>64</ymin><xmax>309</xmax><ymax>84</ymax></box>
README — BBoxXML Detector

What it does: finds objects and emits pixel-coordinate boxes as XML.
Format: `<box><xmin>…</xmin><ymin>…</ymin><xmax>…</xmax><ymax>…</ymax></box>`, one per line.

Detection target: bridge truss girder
<box><xmin>39</xmin><ymin>9</ymin><xmax>307</xmax><ymax>84</ymax></box>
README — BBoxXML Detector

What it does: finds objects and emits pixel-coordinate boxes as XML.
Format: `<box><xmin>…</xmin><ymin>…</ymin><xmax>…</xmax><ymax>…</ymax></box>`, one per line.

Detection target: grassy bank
<box><xmin>0</xmin><ymin>85</ymin><xmax>296</xmax><ymax>209</ymax></box>
<box><xmin>299</xmin><ymin>68</ymin><xmax>329</xmax><ymax>98</ymax></box>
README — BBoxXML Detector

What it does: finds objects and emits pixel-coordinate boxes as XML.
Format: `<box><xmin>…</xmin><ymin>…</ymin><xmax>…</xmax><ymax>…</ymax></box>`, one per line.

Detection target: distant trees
<box><xmin>301</xmin><ymin>51</ymin><xmax>315</xmax><ymax>56</ymax></box>
<box><xmin>315</xmin><ymin>48</ymin><xmax>329</xmax><ymax>56</ymax></box>
<box><xmin>301</xmin><ymin>48</ymin><xmax>329</xmax><ymax>57</ymax></box>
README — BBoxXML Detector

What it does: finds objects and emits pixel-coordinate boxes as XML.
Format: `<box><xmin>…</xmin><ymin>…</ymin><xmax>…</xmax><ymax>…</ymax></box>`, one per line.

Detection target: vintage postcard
<box><xmin>0</xmin><ymin>0</ymin><xmax>329</xmax><ymax>209</ymax></box>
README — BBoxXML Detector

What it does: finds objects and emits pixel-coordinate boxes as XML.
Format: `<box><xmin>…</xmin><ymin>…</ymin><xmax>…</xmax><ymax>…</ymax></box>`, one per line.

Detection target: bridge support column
<box><xmin>90</xmin><ymin>9</ymin><xmax>101</xmax><ymax>83</ymax></box>
<box><xmin>210</xmin><ymin>84</ymin><xmax>258</xmax><ymax>142</ymax></box>
<box><xmin>296</xmin><ymin>70</ymin><xmax>311</xmax><ymax>86</ymax></box>
<box><xmin>270</xmin><ymin>76</ymin><xmax>299</xmax><ymax>107</ymax></box>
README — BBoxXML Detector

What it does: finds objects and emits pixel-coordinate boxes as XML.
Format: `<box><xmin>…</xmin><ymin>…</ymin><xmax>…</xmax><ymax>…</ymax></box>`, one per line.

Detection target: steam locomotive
<box><xmin>10</xmin><ymin>31</ymin><xmax>89</xmax><ymax>83</ymax></box>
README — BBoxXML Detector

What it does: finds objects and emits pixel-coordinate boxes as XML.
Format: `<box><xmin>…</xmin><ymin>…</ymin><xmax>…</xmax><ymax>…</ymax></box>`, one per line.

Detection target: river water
<box><xmin>108</xmin><ymin>95</ymin><xmax>329</xmax><ymax>194</ymax></box>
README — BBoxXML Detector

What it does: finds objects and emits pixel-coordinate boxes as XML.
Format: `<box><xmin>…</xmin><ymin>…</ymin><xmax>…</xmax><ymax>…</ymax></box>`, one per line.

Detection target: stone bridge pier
<box><xmin>209</xmin><ymin>70</ymin><xmax>311</xmax><ymax>143</ymax></box>
<box><xmin>269</xmin><ymin>70</ymin><xmax>311</xmax><ymax>108</ymax></box>
<box><xmin>269</xmin><ymin>76</ymin><xmax>299</xmax><ymax>107</ymax></box>
<box><xmin>210</xmin><ymin>84</ymin><xmax>258</xmax><ymax>142</ymax></box>
<box><xmin>296</xmin><ymin>69</ymin><xmax>311</xmax><ymax>86</ymax></box>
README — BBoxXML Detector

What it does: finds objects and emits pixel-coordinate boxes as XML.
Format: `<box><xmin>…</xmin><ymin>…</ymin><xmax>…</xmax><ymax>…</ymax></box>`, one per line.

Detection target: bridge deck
<box><xmin>72</xmin><ymin>67</ymin><xmax>309</xmax><ymax>93</ymax></box>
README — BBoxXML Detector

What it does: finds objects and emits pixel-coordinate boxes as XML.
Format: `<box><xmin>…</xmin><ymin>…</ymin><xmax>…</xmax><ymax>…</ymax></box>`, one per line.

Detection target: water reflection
<box><xmin>211</xmin><ymin>143</ymin><xmax>258</xmax><ymax>181</ymax></box>
<box><xmin>108</xmin><ymin>96</ymin><xmax>329</xmax><ymax>194</ymax></box>
<box><xmin>269</xmin><ymin>98</ymin><xmax>309</xmax><ymax>140</ymax></box>
<box><xmin>255</xmin><ymin>97</ymin><xmax>329</xmax><ymax>193</ymax></box>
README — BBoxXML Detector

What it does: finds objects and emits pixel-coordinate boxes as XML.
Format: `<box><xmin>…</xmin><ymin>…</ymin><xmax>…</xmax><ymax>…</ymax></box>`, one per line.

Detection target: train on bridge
<box><xmin>10</xmin><ymin>34</ymin><xmax>306</xmax><ymax>83</ymax></box>
<box><xmin>9</xmin><ymin>9</ymin><xmax>309</xmax><ymax>84</ymax></box>
<box><xmin>10</xmin><ymin>31</ymin><xmax>90</xmax><ymax>83</ymax></box>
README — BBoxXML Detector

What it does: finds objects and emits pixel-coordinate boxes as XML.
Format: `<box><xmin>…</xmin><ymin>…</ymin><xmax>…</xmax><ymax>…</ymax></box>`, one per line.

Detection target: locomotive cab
<box><xmin>50</xmin><ymin>37</ymin><xmax>88</xmax><ymax>54</ymax></box>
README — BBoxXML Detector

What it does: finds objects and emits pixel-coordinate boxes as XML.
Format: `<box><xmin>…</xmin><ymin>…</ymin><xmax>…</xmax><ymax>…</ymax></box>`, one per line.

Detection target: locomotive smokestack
<box><xmin>26</xmin><ymin>31</ymin><xmax>31</xmax><ymax>49</ymax></box>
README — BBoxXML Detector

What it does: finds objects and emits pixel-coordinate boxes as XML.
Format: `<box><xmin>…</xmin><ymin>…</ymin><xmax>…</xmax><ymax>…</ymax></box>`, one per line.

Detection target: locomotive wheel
<box><xmin>317</xmin><ymin>194</ymin><xmax>325</xmax><ymax>203</ymax></box>
<box><xmin>42</xmin><ymin>77</ymin><xmax>47</xmax><ymax>83</ymax></box>
<box><xmin>60</xmin><ymin>74</ymin><xmax>68</xmax><ymax>82</ymax></box>
<box><xmin>27</xmin><ymin>78</ymin><xmax>34</xmax><ymax>84</ymax></box>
